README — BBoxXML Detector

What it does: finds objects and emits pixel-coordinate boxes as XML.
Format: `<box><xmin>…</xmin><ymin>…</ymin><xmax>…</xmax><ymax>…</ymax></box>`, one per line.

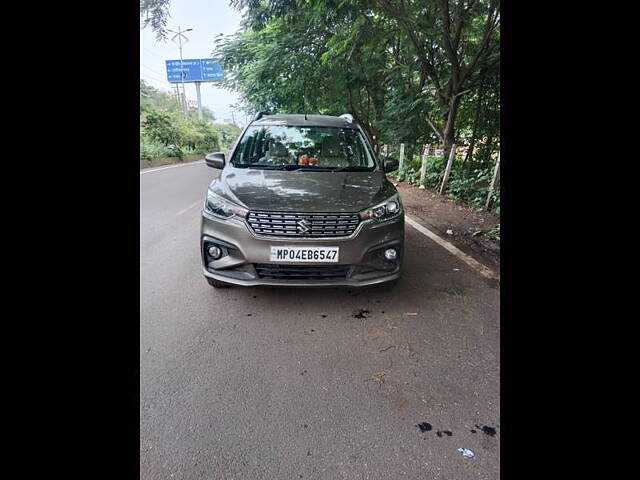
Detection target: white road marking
<box><xmin>177</xmin><ymin>199</ymin><xmax>204</xmax><ymax>216</ymax></box>
<box><xmin>140</xmin><ymin>160</ymin><xmax>205</xmax><ymax>175</ymax></box>
<box><xmin>405</xmin><ymin>215</ymin><xmax>499</xmax><ymax>281</ymax></box>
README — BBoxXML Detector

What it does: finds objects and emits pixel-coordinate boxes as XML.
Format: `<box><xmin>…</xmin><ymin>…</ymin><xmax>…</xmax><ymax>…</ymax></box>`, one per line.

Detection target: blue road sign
<box><xmin>201</xmin><ymin>59</ymin><xmax>224</xmax><ymax>81</ymax></box>
<box><xmin>165</xmin><ymin>58</ymin><xmax>224</xmax><ymax>83</ymax></box>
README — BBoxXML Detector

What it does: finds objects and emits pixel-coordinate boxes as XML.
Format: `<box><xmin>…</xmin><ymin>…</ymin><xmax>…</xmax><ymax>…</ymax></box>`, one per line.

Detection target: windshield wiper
<box><xmin>240</xmin><ymin>164</ymin><xmax>301</xmax><ymax>170</ymax></box>
<box><xmin>292</xmin><ymin>167</ymin><xmax>334</xmax><ymax>172</ymax></box>
<box><xmin>331</xmin><ymin>166</ymin><xmax>372</xmax><ymax>173</ymax></box>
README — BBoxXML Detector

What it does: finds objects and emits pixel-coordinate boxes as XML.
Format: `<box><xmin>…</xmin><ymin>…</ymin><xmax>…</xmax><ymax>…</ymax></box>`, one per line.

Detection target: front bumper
<box><xmin>200</xmin><ymin>210</ymin><xmax>404</xmax><ymax>287</ymax></box>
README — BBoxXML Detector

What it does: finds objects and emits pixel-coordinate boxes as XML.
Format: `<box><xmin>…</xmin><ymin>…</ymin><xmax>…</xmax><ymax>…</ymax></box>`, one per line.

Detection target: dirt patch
<box><xmin>396</xmin><ymin>181</ymin><xmax>500</xmax><ymax>269</ymax></box>
<box><xmin>352</xmin><ymin>309</ymin><xmax>371</xmax><ymax>319</ymax></box>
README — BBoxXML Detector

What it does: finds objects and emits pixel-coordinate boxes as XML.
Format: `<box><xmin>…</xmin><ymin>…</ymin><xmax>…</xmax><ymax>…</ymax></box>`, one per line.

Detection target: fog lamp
<box><xmin>208</xmin><ymin>245</ymin><xmax>222</xmax><ymax>260</ymax></box>
<box><xmin>384</xmin><ymin>248</ymin><xmax>397</xmax><ymax>261</ymax></box>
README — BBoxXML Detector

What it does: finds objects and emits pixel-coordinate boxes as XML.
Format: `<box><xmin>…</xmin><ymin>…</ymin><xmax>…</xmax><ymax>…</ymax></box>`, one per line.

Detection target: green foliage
<box><xmin>214</xmin><ymin>1</ymin><xmax>499</xmax><ymax>153</ymax></box>
<box><xmin>394</xmin><ymin>156</ymin><xmax>443</xmax><ymax>187</ymax></box>
<box><xmin>393</xmin><ymin>152</ymin><xmax>500</xmax><ymax>211</ymax></box>
<box><xmin>446</xmin><ymin>165</ymin><xmax>492</xmax><ymax>208</ymax></box>
<box><xmin>140</xmin><ymin>80</ymin><xmax>242</xmax><ymax>162</ymax></box>
<box><xmin>473</xmin><ymin>224</ymin><xmax>500</xmax><ymax>241</ymax></box>
<box><xmin>215</xmin><ymin>123</ymin><xmax>243</xmax><ymax>153</ymax></box>
<box><xmin>140</xmin><ymin>0</ymin><xmax>171</xmax><ymax>40</ymax></box>
<box><xmin>141</xmin><ymin>107</ymin><xmax>184</xmax><ymax>146</ymax></box>
<box><xmin>140</xmin><ymin>80</ymin><xmax>217</xmax><ymax>122</ymax></box>
<box><xmin>140</xmin><ymin>135</ymin><xmax>173</xmax><ymax>160</ymax></box>
<box><xmin>178</xmin><ymin>119</ymin><xmax>221</xmax><ymax>152</ymax></box>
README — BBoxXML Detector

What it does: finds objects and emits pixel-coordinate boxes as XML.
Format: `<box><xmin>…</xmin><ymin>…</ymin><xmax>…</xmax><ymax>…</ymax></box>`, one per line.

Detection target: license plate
<box><xmin>270</xmin><ymin>246</ymin><xmax>339</xmax><ymax>263</ymax></box>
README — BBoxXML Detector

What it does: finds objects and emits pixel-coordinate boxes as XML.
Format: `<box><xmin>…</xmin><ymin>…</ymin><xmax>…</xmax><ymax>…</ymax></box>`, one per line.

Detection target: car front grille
<box><xmin>255</xmin><ymin>264</ymin><xmax>351</xmax><ymax>280</ymax></box>
<box><xmin>247</xmin><ymin>211</ymin><xmax>360</xmax><ymax>237</ymax></box>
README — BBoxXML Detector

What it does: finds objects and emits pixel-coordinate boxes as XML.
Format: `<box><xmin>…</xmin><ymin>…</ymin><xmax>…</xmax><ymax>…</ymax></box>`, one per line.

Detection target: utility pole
<box><xmin>174</xmin><ymin>84</ymin><xmax>180</xmax><ymax>106</ymax></box>
<box><xmin>195</xmin><ymin>82</ymin><xmax>203</xmax><ymax>120</ymax></box>
<box><xmin>168</xmin><ymin>26</ymin><xmax>193</xmax><ymax>120</ymax></box>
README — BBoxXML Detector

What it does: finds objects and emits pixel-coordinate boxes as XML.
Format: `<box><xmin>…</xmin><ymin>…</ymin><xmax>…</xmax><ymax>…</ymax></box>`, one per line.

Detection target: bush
<box><xmin>394</xmin><ymin>156</ymin><xmax>442</xmax><ymax>186</ymax></box>
<box><xmin>190</xmin><ymin>120</ymin><xmax>221</xmax><ymax>152</ymax></box>
<box><xmin>213</xmin><ymin>123</ymin><xmax>242</xmax><ymax>152</ymax></box>
<box><xmin>141</xmin><ymin>108</ymin><xmax>184</xmax><ymax>146</ymax></box>
<box><xmin>446</xmin><ymin>163</ymin><xmax>500</xmax><ymax>211</ymax></box>
<box><xmin>392</xmin><ymin>151</ymin><xmax>500</xmax><ymax>212</ymax></box>
<box><xmin>140</xmin><ymin>136</ymin><xmax>173</xmax><ymax>160</ymax></box>
<box><xmin>140</xmin><ymin>105</ymin><xmax>227</xmax><ymax>161</ymax></box>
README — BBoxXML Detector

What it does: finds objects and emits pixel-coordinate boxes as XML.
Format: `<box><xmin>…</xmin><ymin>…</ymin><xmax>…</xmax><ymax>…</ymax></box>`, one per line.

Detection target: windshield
<box><xmin>231</xmin><ymin>125</ymin><xmax>376</xmax><ymax>170</ymax></box>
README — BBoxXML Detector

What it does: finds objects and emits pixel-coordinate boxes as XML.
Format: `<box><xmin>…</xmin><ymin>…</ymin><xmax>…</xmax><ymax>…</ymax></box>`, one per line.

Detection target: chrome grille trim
<box><xmin>247</xmin><ymin>211</ymin><xmax>360</xmax><ymax>237</ymax></box>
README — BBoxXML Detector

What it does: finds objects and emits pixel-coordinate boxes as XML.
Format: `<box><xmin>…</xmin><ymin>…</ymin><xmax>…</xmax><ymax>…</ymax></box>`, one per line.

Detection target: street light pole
<box><xmin>178</xmin><ymin>26</ymin><xmax>187</xmax><ymax>119</ymax></box>
<box><xmin>168</xmin><ymin>26</ymin><xmax>193</xmax><ymax>120</ymax></box>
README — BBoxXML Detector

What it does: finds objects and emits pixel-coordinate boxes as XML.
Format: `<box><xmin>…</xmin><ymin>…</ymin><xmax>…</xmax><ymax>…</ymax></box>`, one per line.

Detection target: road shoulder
<box><xmin>140</xmin><ymin>154</ymin><xmax>205</xmax><ymax>170</ymax></box>
<box><xmin>396</xmin><ymin>181</ymin><xmax>500</xmax><ymax>270</ymax></box>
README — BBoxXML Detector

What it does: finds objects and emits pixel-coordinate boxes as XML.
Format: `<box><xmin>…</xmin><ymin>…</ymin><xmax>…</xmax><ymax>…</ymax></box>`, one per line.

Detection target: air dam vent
<box><xmin>255</xmin><ymin>264</ymin><xmax>351</xmax><ymax>280</ymax></box>
<box><xmin>248</xmin><ymin>211</ymin><xmax>360</xmax><ymax>238</ymax></box>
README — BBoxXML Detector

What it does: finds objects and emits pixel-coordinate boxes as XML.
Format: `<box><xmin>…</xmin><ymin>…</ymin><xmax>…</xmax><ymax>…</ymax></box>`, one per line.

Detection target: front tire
<box><xmin>206</xmin><ymin>277</ymin><xmax>232</xmax><ymax>288</ymax></box>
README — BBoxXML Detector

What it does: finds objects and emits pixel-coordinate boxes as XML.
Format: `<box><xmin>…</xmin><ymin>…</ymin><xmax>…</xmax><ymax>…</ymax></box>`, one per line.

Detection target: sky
<box><xmin>140</xmin><ymin>0</ymin><xmax>249</xmax><ymax>125</ymax></box>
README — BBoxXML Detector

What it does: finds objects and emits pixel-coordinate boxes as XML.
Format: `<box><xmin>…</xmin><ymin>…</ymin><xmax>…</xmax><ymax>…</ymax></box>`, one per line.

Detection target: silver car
<box><xmin>200</xmin><ymin>113</ymin><xmax>404</xmax><ymax>287</ymax></box>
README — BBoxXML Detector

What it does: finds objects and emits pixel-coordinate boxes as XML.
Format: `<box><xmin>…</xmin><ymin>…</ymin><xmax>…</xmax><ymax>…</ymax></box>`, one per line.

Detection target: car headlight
<box><xmin>203</xmin><ymin>189</ymin><xmax>248</xmax><ymax>219</ymax></box>
<box><xmin>360</xmin><ymin>194</ymin><xmax>402</xmax><ymax>221</ymax></box>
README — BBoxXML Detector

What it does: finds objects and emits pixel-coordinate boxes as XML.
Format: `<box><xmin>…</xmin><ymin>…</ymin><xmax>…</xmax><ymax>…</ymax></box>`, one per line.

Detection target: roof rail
<box><xmin>339</xmin><ymin>113</ymin><xmax>354</xmax><ymax>123</ymax></box>
<box><xmin>253</xmin><ymin>111</ymin><xmax>269</xmax><ymax>122</ymax></box>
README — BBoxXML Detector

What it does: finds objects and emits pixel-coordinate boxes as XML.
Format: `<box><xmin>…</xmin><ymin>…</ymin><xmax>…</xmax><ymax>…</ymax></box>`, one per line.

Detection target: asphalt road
<box><xmin>140</xmin><ymin>162</ymin><xmax>500</xmax><ymax>480</ymax></box>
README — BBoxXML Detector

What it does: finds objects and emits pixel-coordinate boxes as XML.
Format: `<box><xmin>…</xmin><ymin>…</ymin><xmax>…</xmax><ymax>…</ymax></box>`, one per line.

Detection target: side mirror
<box><xmin>383</xmin><ymin>157</ymin><xmax>399</xmax><ymax>173</ymax></box>
<box><xmin>205</xmin><ymin>152</ymin><xmax>225</xmax><ymax>169</ymax></box>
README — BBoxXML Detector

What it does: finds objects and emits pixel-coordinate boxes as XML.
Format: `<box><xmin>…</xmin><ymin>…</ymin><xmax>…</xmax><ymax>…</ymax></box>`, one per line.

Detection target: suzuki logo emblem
<box><xmin>297</xmin><ymin>219</ymin><xmax>311</xmax><ymax>233</ymax></box>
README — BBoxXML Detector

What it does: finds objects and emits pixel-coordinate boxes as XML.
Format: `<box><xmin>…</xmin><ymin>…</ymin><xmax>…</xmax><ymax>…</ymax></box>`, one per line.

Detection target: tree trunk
<box><xmin>464</xmin><ymin>70</ymin><xmax>487</xmax><ymax>170</ymax></box>
<box><xmin>442</xmin><ymin>94</ymin><xmax>461</xmax><ymax>161</ymax></box>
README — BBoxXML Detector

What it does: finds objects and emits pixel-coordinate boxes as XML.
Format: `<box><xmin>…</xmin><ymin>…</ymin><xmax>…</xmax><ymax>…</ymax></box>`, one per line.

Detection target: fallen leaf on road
<box><xmin>391</xmin><ymin>396</ymin><xmax>407</xmax><ymax>409</ymax></box>
<box><xmin>404</xmin><ymin>337</ymin><xmax>418</xmax><ymax>357</ymax></box>
<box><xmin>366</xmin><ymin>371</ymin><xmax>387</xmax><ymax>385</ymax></box>
<box><xmin>367</xmin><ymin>328</ymin><xmax>390</xmax><ymax>340</ymax></box>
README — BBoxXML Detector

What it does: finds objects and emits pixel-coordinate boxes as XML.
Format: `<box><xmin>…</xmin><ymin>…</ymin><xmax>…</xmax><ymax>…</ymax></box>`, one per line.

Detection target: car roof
<box><xmin>251</xmin><ymin>114</ymin><xmax>357</xmax><ymax>129</ymax></box>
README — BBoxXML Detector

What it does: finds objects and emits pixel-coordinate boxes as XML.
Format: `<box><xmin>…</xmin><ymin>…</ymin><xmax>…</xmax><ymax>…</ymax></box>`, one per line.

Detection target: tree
<box><xmin>216</xmin><ymin>1</ymin><xmax>395</xmax><ymax>149</ymax></box>
<box><xmin>140</xmin><ymin>79</ymin><xmax>182</xmax><ymax>113</ymax></box>
<box><xmin>375</xmin><ymin>0</ymin><xmax>500</xmax><ymax>158</ymax></box>
<box><xmin>218</xmin><ymin>0</ymin><xmax>499</xmax><ymax>156</ymax></box>
<box><xmin>140</xmin><ymin>0</ymin><xmax>172</xmax><ymax>40</ymax></box>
